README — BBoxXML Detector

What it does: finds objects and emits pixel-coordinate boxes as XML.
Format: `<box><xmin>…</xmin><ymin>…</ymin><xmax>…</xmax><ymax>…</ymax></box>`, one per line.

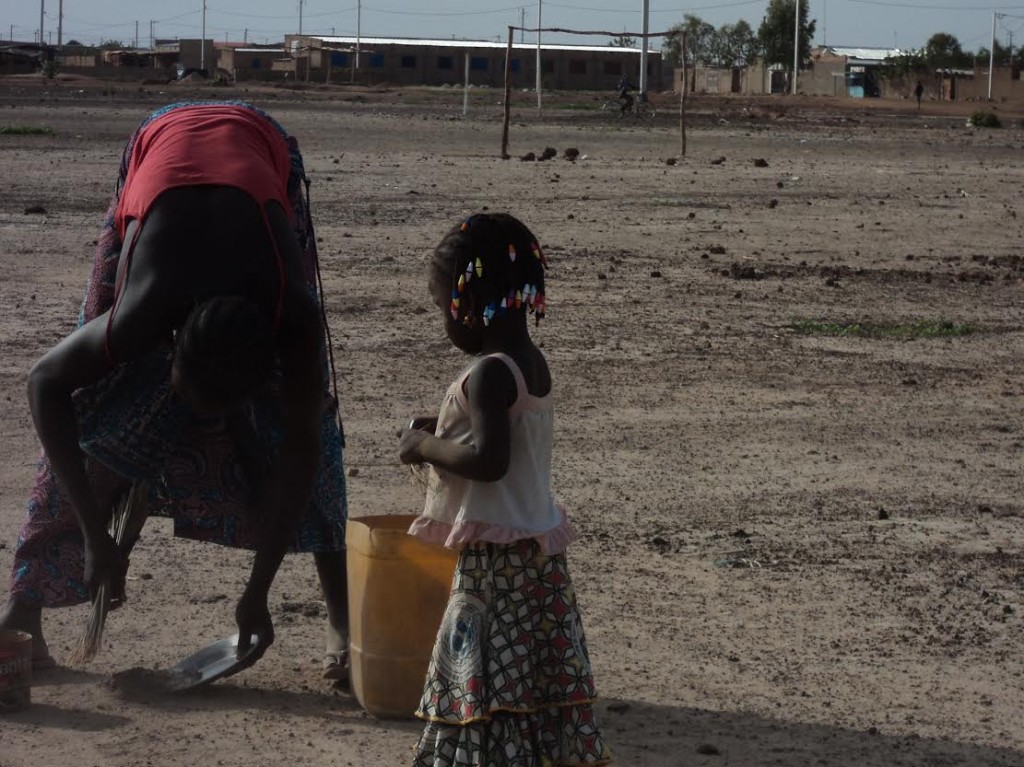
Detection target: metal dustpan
<box><xmin>167</xmin><ymin>633</ymin><xmax>261</xmax><ymax>691</ymax></box>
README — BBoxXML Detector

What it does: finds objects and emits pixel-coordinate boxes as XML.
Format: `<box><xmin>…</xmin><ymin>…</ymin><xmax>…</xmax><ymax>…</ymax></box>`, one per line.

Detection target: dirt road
<box><xmin>0</xmin><ymin>79</ymin><xmax>1021</xmax><ymax>766</ymax></box>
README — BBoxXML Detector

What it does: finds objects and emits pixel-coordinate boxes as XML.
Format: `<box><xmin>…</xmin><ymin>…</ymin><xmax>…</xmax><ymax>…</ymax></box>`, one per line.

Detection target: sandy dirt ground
<box><xmin>0</xmin><ymin>77</ymin><xmax>1022</xmax><ymax>766</ymax></box>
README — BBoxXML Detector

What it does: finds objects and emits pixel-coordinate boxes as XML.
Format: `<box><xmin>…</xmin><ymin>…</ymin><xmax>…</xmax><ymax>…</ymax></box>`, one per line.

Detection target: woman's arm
<box><xmin>28</xmin><ymin>318</ymin><xmax>117</xmax><ymax>544</ymax></box>
<box><xmin>28</xmin><ymin>303</ymin><xmax>168</xmax><ymax>600</ymax></box>
<box><xmin>398</xmin><ymin>356</ymin><xmax>516</xmax><ymax>483</ymax></box>
<box><xmin>30</xmin><ymin>219</ymin><xmax>182</xmax><ymax>600</ymax></box>
<box><xmin>235</xmin><ymin>282</ymin><xmax>324</xmax><ymax>655</ymax></box>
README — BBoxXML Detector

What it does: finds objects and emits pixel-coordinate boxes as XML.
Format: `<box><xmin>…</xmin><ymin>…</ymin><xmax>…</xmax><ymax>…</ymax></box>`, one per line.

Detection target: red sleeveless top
<box><xmin>114</xmin><ymin>103</ymin><xmax>294</xmax><ymax>238</ymax></box>
<box><xmin>107</xmin><ymin>104</ymin><xmax>294</xmax><ymax>362</ymax></box>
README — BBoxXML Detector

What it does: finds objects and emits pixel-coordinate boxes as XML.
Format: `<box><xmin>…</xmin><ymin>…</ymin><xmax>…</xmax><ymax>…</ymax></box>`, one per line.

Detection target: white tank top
<box><xmin>419</xmin><ymin>353</ymin><xmax>562</xmax><ymax>535</ymax></box>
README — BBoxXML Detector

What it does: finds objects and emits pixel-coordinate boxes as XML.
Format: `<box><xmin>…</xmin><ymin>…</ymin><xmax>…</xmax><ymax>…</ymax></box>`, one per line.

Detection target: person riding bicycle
<box><xmin>617</xmin><ymin>73</ymin><xmax>636</xmax><ymax>115</ymax></box>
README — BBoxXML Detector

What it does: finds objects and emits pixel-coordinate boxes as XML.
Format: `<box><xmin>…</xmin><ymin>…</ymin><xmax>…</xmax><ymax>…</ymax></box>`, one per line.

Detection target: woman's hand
<box><xmin>84</xmin><ymin>531</ymin><xmax>129</xmax><ymax>607</ymax></box>
<box><xmin>235</xmin><ymin>588</ymin><xmax>274</xmax><ymax>662</ymax></box>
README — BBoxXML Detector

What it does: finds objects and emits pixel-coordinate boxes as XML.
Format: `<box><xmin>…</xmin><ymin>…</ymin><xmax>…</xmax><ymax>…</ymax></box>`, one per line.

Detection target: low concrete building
<box><xmin>955</xmin><ymin>65</ymin><xmax>1019</xmax><ymax>101</ymax></box>
<box><xmin>284</xmin><ymin>35</ymin><xmax>666</xmax><ymax>91</ymax></box>
<box><xmin>0</xmin><ymin>43</ymin><xmax>46</xmax><ymax>74</ymax></box>
<box><xmin>675</xmin><ymin>65</ymin><xmax>770</xmax><ymax>95</ymax></box>
<box><xmin>803</xmin><ymin>46</ymin><xmax>899</xmax><ymax>98</ymax></box>
<box><xmin>60</xmin><ymin>52</ymin><xmax>100</xmax><ymax>68</ymax></box>
<box><xmin>218</xmin><ymin>46</ymin><xmax>287</xmax><ymax>81</ymax></box>
<box><xmin>178</xmin><ymin>38</ymin><xmax>217</xmax><ymax>72</ymax></box>
<box><xmin>101</xmin><ymin>49</ymin><xmax>178</xmax><ymax>70</ymax></box>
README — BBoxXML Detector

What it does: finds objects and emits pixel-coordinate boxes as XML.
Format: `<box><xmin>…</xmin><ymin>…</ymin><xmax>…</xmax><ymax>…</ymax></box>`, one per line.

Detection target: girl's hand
<box><xmin>409</xmin><ymin>416</ymin><xmax>437</xmax><ymax>433</ymax></box>
<box><xmin>398</xmin><ymin>427</ymin><xmax>430</xmax><ymax>464</ymax></box>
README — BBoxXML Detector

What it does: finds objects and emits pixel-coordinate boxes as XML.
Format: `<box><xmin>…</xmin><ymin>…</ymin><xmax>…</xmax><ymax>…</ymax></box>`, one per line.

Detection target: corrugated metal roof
<box><xmin>821</xmin><ymin>46</ymin><xmax>900</xmax><ymax>62</ymax></box>
<box><xmin>311</xmin><ymin>35</ymin><xmax>659</xmax><ymax>56</ymax></box>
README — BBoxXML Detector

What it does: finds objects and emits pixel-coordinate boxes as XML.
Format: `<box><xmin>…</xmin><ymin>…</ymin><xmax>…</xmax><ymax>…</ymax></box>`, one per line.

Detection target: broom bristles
<box><xmin>68</xmin><ymin>481</ymin><xmax>149</xmax><ymax>666</ymax></box>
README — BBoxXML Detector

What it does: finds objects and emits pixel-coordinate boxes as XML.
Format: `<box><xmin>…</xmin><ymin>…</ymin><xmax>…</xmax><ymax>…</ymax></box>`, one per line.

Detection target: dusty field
<box><xmin>0</xmin><ymin>78</ymin><xmax>1022</xmax><ymax>766</ymax></box>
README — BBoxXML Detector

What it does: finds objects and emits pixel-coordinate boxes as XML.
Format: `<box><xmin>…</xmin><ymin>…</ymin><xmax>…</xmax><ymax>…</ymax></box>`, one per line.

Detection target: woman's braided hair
<box><xmin>430</xmin><ymin>213</ymin><xmax>548</xmax><ymax>328</ymax></box>
<box><xmin>175</xmin><ymin>295</ymin><xmax>276</xmax><ymax>405</ymax></box>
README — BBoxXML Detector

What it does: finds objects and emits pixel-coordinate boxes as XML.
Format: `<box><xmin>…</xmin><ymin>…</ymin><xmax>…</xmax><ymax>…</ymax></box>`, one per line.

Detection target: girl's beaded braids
<box><xmin>432</xmin><ymin>213</ymin><xmax>548</xmax><ymax>328</ymax></box>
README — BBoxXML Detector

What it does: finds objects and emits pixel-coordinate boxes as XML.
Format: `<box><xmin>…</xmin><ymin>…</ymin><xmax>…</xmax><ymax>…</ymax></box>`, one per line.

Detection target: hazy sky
<box><xmin>9</xmin><ymin>1</ymin><xmax>1024</xmax><ymax>54</ymax></box>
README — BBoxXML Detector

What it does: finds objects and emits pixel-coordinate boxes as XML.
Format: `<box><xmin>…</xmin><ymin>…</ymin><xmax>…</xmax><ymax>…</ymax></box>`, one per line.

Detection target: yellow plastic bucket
<box><xmin>346</xmin><ymin>514</ymin><xmax>458</xmax><ymax>718</ymax></box>
<box><xmin>0</xmin><ymin>630</ymin><xmax>33</xmax><ymax>713</ymax></box>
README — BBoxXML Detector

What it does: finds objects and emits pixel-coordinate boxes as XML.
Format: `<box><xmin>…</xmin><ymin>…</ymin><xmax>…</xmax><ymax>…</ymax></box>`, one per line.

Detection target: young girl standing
<box><xmin>399</xmin><ymin>213</ymin><xmax>612</xmax><ymax>766</ymax></box>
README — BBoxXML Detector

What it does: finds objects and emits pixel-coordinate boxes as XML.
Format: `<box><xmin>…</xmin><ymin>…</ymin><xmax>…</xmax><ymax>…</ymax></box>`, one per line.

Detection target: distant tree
<box><xmin>99</xmin><ymin>39</ymin><xmax>126</xmax><ymax>50</ymax></box>
<box><xmin>663</xmin><ymin>14</ymin><xmax>715</xmax><ymax>70</ymax></box>
<box><xmin>609</xmin><ymin>34</ymin><xmax>637</xmax><ymax>48</ymax></box>
<box><xmin>924</xmin><ymin>32</ymin><xmax>971</xmax><ymax>69</ymax></box>
<box><xmin>41</xmin><ymin>56</ymin><xmax>59</xmax><ymax>78</ymax></box>
<box><xmin>976</xmin><ymin>39</ymin><xmax>1013</xmax><ymax>67</ymax></box>
<box><xmin>662</xmin><ymin>26</ymin><xmax>684</xmax><ymax>68</ymax></box>
<box><xmin>879</xmin><ymin>48</ymin><xmax>927</xmax><ymax>81</ymax></box>
<box><xmin>758</xmin><ymin>0</ymin><xmax>816</xmax><ymax>83</ymax></box>
<box><xmin>709</xmin><ymin>19</ymin><xmax>759</xmax><ymax>67</ymax></box>
<box><xmin>66</xmin><ymin>38</ymin><xmax>83</xmax><ymax>46</ymax></box>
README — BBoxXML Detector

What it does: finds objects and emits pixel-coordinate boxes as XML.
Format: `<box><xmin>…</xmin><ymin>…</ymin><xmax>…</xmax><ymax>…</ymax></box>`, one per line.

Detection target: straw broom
<box><xmin>68</xmin><ymin>481</ymin><xmax>149</xmax><ymax>666</ymax></box>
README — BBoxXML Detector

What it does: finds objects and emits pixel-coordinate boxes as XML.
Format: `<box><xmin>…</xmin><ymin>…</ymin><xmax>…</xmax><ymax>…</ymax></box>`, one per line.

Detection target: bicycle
<box><xmin>600</xmin><ymin>96</ymin><xmax>656</xmax><ymax>121</ymax></box>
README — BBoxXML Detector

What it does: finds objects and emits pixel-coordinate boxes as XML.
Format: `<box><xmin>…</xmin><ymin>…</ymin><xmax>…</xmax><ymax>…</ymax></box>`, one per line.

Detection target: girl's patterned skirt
<box><xmin>413</xmin><ymin>540</ymin><xmax>612</xmax><ymax>767</ymax></box>
<box><xmin>9</xmin><ymin>101</ymin><xmax>347</xmax><ymax>608</ymax></box>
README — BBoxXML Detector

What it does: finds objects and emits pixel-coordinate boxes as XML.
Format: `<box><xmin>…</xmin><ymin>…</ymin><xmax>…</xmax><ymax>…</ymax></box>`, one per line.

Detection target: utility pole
<box><xmin>535</xmin><ymin>0</ymin><xmax>542</xmax><ymax>112</ymax></box>
<box><xmin>988</xmin><ymin>11</ymin><xmax>996</xmax><ymax>100</ymax></box>
<box><xmin>149</xmin><ymin>20</ymin><xmax>154</xmax><ymax>49</ymax></box>
<box><xmin>244</xmin><ymin>28</ymin><xmax>248</xmax><ymax>45</ymax></box>
<box><xmin>201</xmin><ymin>0</ymin><xmax>207</xmax><ymax>70</ymax></box>
<box><xmin>135</xmin><ymin>20</ymin><xmax>139</xmax><ymax>49</ymax></box>
<box><xmin>57</xmin><ymin>0</ymin><xmax>63</xmax><ymax>47</ymax></box>
<box><xmin>639</xmin><ymin>0</ymin><xmax>649</xmax><ymax>95</ymax></box>
<box><xmin>39</xmin><ymin>0</ymin><xmax>44</xmax><ymax>47</ymax></box>
<box><xmin>519</xmin><ymin>7</ymin><xmax>525</xmax><ymax>43</ymax></box>
<box><xmin>299</xmin><ymin>0</ymin><xmax>304</xmax><ymax>35</ymax></box>
<box><xmin>356</xmin><ymin>0</ymin><xmax>361</xmax><ymax>71</ymax></box>
<box><xmin>792</xmin><ymin>0</ymin><xmax>800</xmax><ymax>94</ymax></box>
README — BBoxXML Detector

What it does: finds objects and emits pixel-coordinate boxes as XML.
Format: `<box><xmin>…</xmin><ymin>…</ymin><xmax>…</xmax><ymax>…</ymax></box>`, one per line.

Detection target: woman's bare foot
<box><xmin>314</xmin><ymin>551</ymin><xmax>350</xmax><ymax>684</ymax></box>
<box><xmin>0</xmin><ymin>597</ymin><xmax>55</xmax><ymax>669</ymax></box>
<box><xmin>322</xmin><ymin>648</ymin><xmax>349</xmax><ymax>682</ymax></box>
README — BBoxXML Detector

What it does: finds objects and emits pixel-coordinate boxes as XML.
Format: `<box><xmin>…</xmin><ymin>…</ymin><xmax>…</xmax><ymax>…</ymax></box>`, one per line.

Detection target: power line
<box><xmin>211</xmin><ymin>5</ymin><xmax>357</xmax><ymax>20</ymax></box>
<box><xmin>61</xmin><ymin>16</ymin><xmax>138</xmax><ymax>31</ymax></box>
<box><xmin>363</xmin><ymin>4</ymin><xmax>524</xmax><ymax>16</ymax></box>
<box><xmin>848</xmin><ymin>0</ymin><xmax>1024</xmax><ymax>10</ymax></box>
<box><xmin>62</xmin><ymin>9</ymin><xmax>199</xmax><ymax>29</ymax></box>
<box><xmin>548</xmin><ymin>0</ymin><xmax>762</xmax><ymax>12</ymax></box>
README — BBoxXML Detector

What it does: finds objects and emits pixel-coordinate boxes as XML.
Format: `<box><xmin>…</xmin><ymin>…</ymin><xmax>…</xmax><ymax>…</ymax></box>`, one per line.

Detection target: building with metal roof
<box><xmin>282</xmin><ymin>34</ymin><xmax>666</xmax><ymax>91</ymax></box>
<box><xmin>802</xmin><ymin>45</ymin><xmax>903</xmax><ymax>98</ymax></box>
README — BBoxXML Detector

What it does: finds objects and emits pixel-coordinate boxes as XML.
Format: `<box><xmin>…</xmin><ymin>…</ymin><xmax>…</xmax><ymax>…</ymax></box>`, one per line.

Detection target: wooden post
<box><xmin>680</xmin><ymin>32</ymin><xmax>687</xmax><ymax>157</ymax></box>
<box><xmin>501</xmin><ymin>25</ymin><xmax>513</xmax><ymax>159</ymax></box>
<box><xmin>463</xmin><ymin>52</ymin><xmax>470</xmax><ymax>116</ymax></box>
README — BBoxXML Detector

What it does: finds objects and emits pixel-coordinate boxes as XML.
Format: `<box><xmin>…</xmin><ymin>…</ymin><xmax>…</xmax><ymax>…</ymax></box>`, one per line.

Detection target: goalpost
<box><xmin>498</xmin><ymin>25</ymin><xmax>689</xmax><ymax>159</ymax></box>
